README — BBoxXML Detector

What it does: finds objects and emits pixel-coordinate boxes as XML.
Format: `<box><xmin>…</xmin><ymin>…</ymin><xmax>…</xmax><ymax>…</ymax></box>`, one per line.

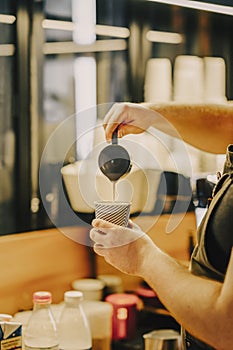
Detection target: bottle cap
<box><xmin>64</xmin><ymin>290</ymin><xmax>83</xmax><ymax>302</ymax></box>
<box><xmin>105</xmin><ymin>293</ymin><xmax>139</xmax><ymax>306</ymax></box>
<box><xmin>33</xmin><ymin>291</ymin><xmax>52</xmax><ymax>304</ymax></box>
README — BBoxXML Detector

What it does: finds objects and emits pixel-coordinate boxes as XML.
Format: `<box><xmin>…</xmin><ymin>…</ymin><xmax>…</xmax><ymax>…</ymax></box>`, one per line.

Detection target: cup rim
<box><xmin>94</xmin><ymin>200</ymin><xmax>131</xmax><ymax>206</ymax></box>
<box><xmin>143</xmin><ymin>329</ymin><xmax>180</xmax><ymax>340</ymax></box>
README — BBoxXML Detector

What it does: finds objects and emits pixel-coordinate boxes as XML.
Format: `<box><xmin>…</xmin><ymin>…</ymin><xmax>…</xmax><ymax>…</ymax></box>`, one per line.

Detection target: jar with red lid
<box><xmin>105</xmin><ymin>293</ymin><xmax>139</xmax><ymax>341</ymax></box>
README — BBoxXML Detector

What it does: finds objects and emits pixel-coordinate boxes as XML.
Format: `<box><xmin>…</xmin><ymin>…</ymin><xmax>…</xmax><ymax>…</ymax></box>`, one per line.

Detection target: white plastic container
<box><xmin>71</xmin><ymin>278</ymin><xmax>105</xmax><ymax>301</ymax></box>
<box><xmin>58</xmin><ymin>291</ymin><xmax>92</xmax><ymax>350</ymax></box>
<box><xmin>83</xmin><ymin>301</ymin><xmax>113</xmax><ymax>350</ymax></box>
<box><xmin>24</xmin><ymin>291</ymin><xmax>59</xmax><ymax>350</ymax></box>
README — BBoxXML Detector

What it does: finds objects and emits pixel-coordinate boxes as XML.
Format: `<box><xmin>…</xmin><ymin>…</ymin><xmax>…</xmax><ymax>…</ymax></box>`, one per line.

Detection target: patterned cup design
<box><xmin>95</xmin><ymin>201</ymin><xmax>131</xmax><ymax>226</ymax></box>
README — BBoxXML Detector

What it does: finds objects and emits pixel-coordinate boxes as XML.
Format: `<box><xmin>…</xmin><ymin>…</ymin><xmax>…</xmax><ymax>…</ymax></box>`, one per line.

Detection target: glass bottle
<box><xmin>58</xmin><ymin>290</ymin><xmax>92</xmax><ymax>350</ymax></box>
<box><xmin>24</xmin><ymin>291</ymin><xmax>59</xmax><ymax>350</ymax></box>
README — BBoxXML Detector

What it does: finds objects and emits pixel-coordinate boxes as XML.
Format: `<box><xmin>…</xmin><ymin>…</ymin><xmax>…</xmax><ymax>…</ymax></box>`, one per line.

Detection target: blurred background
<box><xmin>0</xmin><ymin>0</ymin><xmax>232</xmax><ymax>235</ymax></box>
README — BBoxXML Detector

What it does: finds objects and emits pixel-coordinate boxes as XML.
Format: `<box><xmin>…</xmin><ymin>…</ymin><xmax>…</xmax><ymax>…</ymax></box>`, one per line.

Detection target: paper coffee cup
<box><xmin>94</xmin><ymin>201</ymin><xmax>131</xmax><ymax>226</ymax></box>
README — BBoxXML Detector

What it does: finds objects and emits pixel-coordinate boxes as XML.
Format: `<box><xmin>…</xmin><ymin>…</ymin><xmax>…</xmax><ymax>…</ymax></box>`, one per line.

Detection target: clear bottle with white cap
<box><xmin>24</xmin><ymin>291</ymin><xmax>59</xmax><ymax>350</ymax></box>
<box><xmin>58</xmin><ymin>290</ymin><xmax>92</xmax><ymax>350</ymax></box>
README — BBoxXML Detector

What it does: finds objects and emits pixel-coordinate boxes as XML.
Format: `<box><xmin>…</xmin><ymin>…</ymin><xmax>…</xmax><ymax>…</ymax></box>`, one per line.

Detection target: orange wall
<box><xmin>0</xmin><ymin>227</ymin><xmax>94</xmax><ymax>315</ymax></box>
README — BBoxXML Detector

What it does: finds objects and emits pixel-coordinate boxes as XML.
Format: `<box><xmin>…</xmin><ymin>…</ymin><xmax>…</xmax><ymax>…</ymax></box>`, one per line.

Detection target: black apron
<box><xmin>182</xmin><ymin>144</ymin><xmax>233</xmax><ymax>350</ymax></box>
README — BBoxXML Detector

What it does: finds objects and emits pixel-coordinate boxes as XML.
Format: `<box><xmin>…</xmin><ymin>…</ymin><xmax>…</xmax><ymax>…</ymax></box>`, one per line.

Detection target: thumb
<box><xmin>92</xmin><ymin>218</ymin><xmax>117</xmax><ymax>228</ymax></box>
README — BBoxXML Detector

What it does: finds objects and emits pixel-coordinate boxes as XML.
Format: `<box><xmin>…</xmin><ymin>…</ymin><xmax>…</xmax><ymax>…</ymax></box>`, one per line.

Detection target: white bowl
<box><xmin>61</xmin><ymin>161</ymin><xmax>161</xmax><ymax>215</ymax></box>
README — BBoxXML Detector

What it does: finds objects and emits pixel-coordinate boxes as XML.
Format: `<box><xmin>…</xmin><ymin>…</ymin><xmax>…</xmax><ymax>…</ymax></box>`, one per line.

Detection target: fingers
<box><xmin>103</xmin><ymin>102</ymin><xmax>148</xmax><ymax>141</ymax></box>
<box><xmin>92</xmin><ymin>218</ymin><xmax>116</xmax><ymax>229</ymax></box>
<box><xmin>127</xmin><ymin>219</ymin><xmax>141</xmax><ymax>231</ymax></box>
<box><xmin>90</xmin><ymin>227</ymin><xmax>107</xmax><ymax>245</ymax></box>
<box><xmin>103</xmin><ymin>103</ymin><xmax>133</xmax><ymax>141</ymax></box>
<box><xmin>91</xmin><ymin>219</ymin><xmax>127</xmax><ymax>247</ymax></box>
<box><xmin>103</xmin><ymin>103</ymin><xmax>119</xmax><ymax>126</ymax></box>
<box><xmin>90</xmin><ymin>219</ymin><xmax>145</xmax><ymax>250</ymax></box>
<box><xmin>103</xmin><ymin>104</ymin><xmax>122</xmax><ymax>141</ymax></box>
<box><xmin>93</xmin><ymin>244</ymin><xmax>107</xmax><ymax>257</ymax></box>
<box><xmin>90</xmin><ymin>218</ymin><xmax>121</xmax><ymax>245</ymax></box>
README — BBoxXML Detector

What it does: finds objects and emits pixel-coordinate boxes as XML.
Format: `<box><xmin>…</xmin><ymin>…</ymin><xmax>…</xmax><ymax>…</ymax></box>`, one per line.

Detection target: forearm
<box><xmin>140</xmin><ymin>245</ymin><xmax>229</xmax><ymax>349</ymax></box>
<box><xmin>142</xmin><ymin>102</ymin><xmax>233</xmax><ymax>154</ymax></box>
<box><xmin>91</xmin><ymin>219</ymin><xmax>233</xmax><ymax>349</ymax></box>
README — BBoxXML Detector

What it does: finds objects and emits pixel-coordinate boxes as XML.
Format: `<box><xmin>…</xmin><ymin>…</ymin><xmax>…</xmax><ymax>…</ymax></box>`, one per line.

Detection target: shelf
<box><xmin>43</xmin><ymin>39</ymin><xmax>127</xmax><ymax>55</ymax></box>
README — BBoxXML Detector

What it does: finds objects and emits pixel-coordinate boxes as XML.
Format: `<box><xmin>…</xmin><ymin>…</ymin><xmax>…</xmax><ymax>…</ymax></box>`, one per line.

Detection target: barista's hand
<box><xmin>90</xmin><ymin>218</ymin><xmax>155</xmax><ymax>276</ymax></box>
<box><xmin>103</xmin><ymin>102</ymin><xmax>156</xmax><ymax>141</ymax></box>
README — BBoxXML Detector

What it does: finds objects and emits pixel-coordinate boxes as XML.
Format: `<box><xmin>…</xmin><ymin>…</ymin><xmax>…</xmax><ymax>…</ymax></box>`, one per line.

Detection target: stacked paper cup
<box><xmin>173</xmin><ymin>55</ymin><xmax>204</xmax><ymax>102</ymax></box>
<box><xmin>203</xmin><ymin>56</ymin><xmax>227</xmax><ymax>103</ymax></box>
<box><xmin>144</xmin><ymin>58</ymin><xmax>172</xmax><ymax>102</ymax></box>
<box><xmin>145</xmin><ymin>55</ymin><xmax>227</xmax><ymax>103</ymax></box>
